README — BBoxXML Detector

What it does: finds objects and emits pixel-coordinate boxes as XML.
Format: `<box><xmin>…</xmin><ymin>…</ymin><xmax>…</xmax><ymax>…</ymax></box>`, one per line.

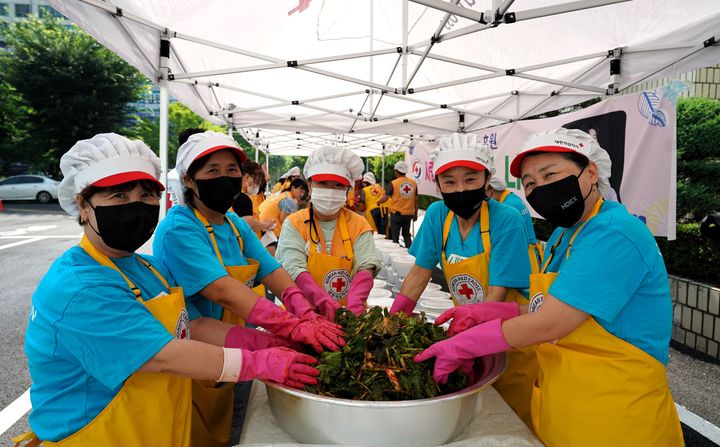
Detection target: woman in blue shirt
<box><xmin>389</xmin><ymin>133</ymin><xmax>534</xmax><ymax>426</ymax></box>
<box><xmin>415</xmin><ymin>128</ymin><xmax>683</xmax><ymax>446</ymax></box>
<box><xmin>21</xmin><ymin>134</ymin><xmax>319</xmax><ymax>447</ymax></box>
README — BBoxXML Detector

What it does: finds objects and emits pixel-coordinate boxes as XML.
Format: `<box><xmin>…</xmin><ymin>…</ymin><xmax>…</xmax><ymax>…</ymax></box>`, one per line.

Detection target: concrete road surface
<box><xmin>1</xmin><ymin>203</ymin><xmax>718</xmax><ymax>445</ymax></box>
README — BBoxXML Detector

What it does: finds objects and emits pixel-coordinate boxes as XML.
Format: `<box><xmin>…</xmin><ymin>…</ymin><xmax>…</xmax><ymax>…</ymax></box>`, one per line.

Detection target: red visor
<box><xmin>435</xmin><ymin>160</ymin><xmax>487</xmax><ymax>176</ymax></box>
<box><xmin>311</xmin><ymin>173</ymin><xmax>350</xmax><ymax>186</ymax></box>
<box><xmin>195</xmin><ymin>145</ymin><xmax>248</xmax><ymax>165</ymax></box>
<box><xmin>92</xmin><ymin>171</ymin><xmax>165</xmax><ymax>191</ymax></box>
<box><xmin>509</xmin><ymin>146</ymin><xmax>587</xmax><ymax>178</ymax></box>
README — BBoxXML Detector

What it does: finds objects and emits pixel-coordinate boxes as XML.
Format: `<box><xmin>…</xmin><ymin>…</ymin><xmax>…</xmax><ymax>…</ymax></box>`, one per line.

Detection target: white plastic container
<box><xmin>368</xmin><ymin>288</ymin><xmax>392</xmax><ymax>299</ymax></box>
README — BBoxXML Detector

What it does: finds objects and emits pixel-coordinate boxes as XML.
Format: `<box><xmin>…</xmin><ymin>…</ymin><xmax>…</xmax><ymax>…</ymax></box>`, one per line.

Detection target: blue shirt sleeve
<box><xmin>227</xmin><ymin>213</ymin><xmax>281</xmax><ymax>279</ymax></box>
<box><xmin>488</xmin><ymin>202</ymin><xmax>531</xmax><ymax>288</ymax></box>
<box><xmin>549</xmin><ymin>225</ymin><xmax>647</xmax><ymax>322</ymax></box>
<box><xmin>278</xmin><ymin>198</ymin><xmax>298</xmax><ymax>214</ymax></box>
<box><xmin>155</xmin><ymin>213</ymin><xmax>229</xmax><ymax>297</ymax></box>
<box><xmin>56</xmin><ymin>282</ymin><xmax>173</xmax><ymax>390</ymax></box>
<box><xmin>409</xmin><ymin>202</ymin><xmax>443</xmax><ymax>270</ymax></box>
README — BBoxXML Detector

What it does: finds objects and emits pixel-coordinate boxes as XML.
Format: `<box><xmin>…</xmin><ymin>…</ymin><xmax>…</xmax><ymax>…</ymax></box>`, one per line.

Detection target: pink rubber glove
<box><xmin>224</xmin><ymin>325</ymin><xmax>297</xmax><ymax>350</ymax></box>
<box><xmin>247</xmin><ymin>298</ymin><xmax>345</xmax><ymax>353</ymax></box>
<box><xmin>295</xmin><ymin>272</ymin><xmax>341</xmax><ymax>321</ymax></box>
<box><xmin>435</xmin><ymin>302</ymin><xmax>520</xmax><ymax>336</ymax></box>
<box><xmin>237</xmin><ymin>347</ymin><xmax>320</xmax><ymax>388</ymax></box>
<box><xmin>414</xmin><ymin>318</ymin><xmax>511</xmax><ymax>384</ymax></box>
<box><xmin>389</xmin><ymin>293</ymin><xmax>417</xmax><ymax>315</ymax></box>
<box><xmin>281</xmin><ymin>286</ymin><xmax>322</xmax><ymax>320</ymax></box>
<box><xmin>346</xmin><ymin>270</ymin><xmax>373</xmax><ymax>316</ymax></box>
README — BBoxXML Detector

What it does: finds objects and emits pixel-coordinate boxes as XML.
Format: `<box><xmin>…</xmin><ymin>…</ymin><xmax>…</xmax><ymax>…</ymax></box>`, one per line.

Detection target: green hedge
<box><xmin>534</xmin><ymin>219</ymin><xmax>718</xmax><ymax>286</ymax></box>
<box><xmin>657</xmin><ymin>224</ymin><xmax>720</xmax><ymax>286</ymax></box>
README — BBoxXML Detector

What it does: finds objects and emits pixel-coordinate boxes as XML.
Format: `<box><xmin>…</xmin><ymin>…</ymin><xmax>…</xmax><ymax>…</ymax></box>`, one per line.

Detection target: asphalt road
<box><xmin>0</xmin><ymin>202</ymin><xmax>718</xmax><ymax>444</ymax></box>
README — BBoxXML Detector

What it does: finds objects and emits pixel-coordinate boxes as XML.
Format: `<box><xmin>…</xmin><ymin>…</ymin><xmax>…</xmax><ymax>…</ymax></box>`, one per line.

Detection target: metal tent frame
<box><xmin>47</xmin><ymin>0</ymin><xmax>720</xmax><ymax>216</ymax></box>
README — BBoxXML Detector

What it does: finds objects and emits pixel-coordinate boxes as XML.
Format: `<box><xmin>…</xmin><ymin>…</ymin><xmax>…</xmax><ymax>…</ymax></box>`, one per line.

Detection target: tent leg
<box><xmin>159</xmin><ymin>81</ymin><xmax>169</xmax><ymax>219</ymax></box>
<box><xmin>381</xmin><ymin>148</ymin><xmax>386</xmax><ymax>186</ymax></box>
<box><xmin>159</xmin><ymin>37</ymin><xmax>170</xmax><ymax>220</ymax></box>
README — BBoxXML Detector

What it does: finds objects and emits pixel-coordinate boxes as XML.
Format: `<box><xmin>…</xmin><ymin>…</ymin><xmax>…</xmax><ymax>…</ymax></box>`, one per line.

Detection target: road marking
<box><xmin>0</xmin><ymin>389</ymin><xmax>30</xmax><ymax>436</ymax></box>
<box><xmin>0</xmin><ymin>237</ymin><xmax>47</xmax><ymax>250</ymax></box>
<box><xmin>0</xmin><ymin>225</ymin><xmax>58</xmax><ymax>237</ymax></box>
<box><xmin>676</xmin><ymin>403</ymin><xmax>720</xmax><ymax>444</ymax></box>
<box><xmin>0</xmin><ymin>235</ymin><xmax>81</xmax><ymax>239</ymax></box>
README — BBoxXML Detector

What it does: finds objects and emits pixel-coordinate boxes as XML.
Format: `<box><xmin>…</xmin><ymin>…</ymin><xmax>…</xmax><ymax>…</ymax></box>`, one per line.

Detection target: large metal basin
<box><xmin>264</xmin><ymin>352</ymin><xmax>507</xmax><ymax>446</ymax></box>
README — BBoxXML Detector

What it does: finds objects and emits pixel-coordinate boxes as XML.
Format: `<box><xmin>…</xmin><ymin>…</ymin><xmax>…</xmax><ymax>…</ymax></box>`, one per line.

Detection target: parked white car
<box><xmin>0</xmin><ymin>175</ymin><xmax>60</xmax><ymax>203</ymax></box>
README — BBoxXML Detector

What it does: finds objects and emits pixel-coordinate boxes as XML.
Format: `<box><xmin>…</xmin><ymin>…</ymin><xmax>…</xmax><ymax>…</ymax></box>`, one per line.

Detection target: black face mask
<box><xmin>87</xmin><ymin>201</ymin><xmax>160</xmax><ymax>252</ymax></box>
<box><xmin>526</xmin><ymin>168</ymin><xmax>591</xmax><ymax>228</ymax></box>
<box><xmin>441</xmin><ymin>187</ymin><xmax>487</xmax><ymax>220</ymax></box>
<box><xmin>194</xmin><ymin>176</ymin><xmax>243</xmax><ymax>213</ymax></box>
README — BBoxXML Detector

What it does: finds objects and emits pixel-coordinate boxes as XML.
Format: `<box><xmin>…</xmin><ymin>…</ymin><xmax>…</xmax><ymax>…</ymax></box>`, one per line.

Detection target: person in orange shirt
<box><xmin>378</xmin><ymin>161</ymin><xmax>418</xmax><ymax>248</ymax></box>
<box><xmin>258</xmin><ymin>178</ymin><xmax>308</xmax><ymax>238</ymax></box>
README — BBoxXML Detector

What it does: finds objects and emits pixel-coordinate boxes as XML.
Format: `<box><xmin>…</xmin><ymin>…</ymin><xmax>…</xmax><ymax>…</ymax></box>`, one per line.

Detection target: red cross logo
<box><xmin>579</xmin><ymin>143</ymin><xmax>584</xmax><ymax>147</ymax></box>
<box><xmin>458</xmin><ymin>283</ymin><xmax>475</xmax><ymax>301</ymax></box>
<box><xmin>180</xmin><ymin>328</ymin><xmax>187</xmax><ymax>339</ymax></box>
<box><xmin>403</xmin><ymin>185</ymin><xmax>411</xmax><ymax>194</ymax></box>
<box><xmin>332</xmin><ymin>277</ymin><xmax>346</xmax><ymax>293</ymax></box>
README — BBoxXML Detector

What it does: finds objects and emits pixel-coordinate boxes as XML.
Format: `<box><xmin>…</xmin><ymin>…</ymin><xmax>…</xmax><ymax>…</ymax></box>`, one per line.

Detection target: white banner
<box><xmin>406</xmin><ymin>88</ymin><xmax>681</xmax><ymax>239</ymax></box>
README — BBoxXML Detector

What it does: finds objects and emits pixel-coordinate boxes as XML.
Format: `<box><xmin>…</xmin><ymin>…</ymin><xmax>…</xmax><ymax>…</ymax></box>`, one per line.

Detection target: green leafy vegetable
<box><xmin>304</xmin><ymin>308</ymin><xmax>472</xmax><ymax>400</ymax></box>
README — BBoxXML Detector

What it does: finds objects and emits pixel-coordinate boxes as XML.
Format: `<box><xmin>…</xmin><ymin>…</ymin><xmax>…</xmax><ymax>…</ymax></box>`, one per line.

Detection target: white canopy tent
<box><xmin>48</xmin><ymin>0</ymin><xmax>720</xmax><ymax>215</ymax></box>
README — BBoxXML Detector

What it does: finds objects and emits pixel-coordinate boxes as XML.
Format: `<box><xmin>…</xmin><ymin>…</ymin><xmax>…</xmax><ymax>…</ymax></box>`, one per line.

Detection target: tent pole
<box><xmin>159</xmin><ymin>37</ymin><xmax>170</xmax><ymax>220</ymax></box>
<box><xmin>401</xmin><ymin>0</ymin><xmax>408</xmax><ymax>87</ymax></box>
<box><xmin>369</xmin><ymin>0</ymin><xmax>374</xmax><ymax>115</ymax></box>
<box><xmin>381</xmin><ymin>145</ymin><xmax>386</xmax><ymax>186</ymax></box>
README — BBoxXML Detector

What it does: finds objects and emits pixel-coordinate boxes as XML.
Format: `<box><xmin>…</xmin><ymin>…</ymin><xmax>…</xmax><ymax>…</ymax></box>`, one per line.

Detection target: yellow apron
<box><xmin>440</xmin><ymin>201</ymin><xmax>537</xmax><ymax>428</ymax></box>
<box><xmin>307</xmin><ymin>209</ymin><xmax>355</xmax><ymax>306</ymax></box>
<box><xmin>14</xmin><ymin>236</ymin><xmax>192</xmax><ymax>447</ymax></box>
<box><xmin>192</xmin><ymin>209</ymin><xmax>264</xmax><ymax>447</ymax></box>
<box><xmin>498</xmin><ymin>190</ymin><xmax>543</xmax><ymax>275</ymax></box>
<box><xmin>362</xmin><ymin>184</ymin><xmax>389</xmax><ymax>233</ymax></box>
<box><xmin>529</xmin><ymin>199</ymin><xmax>683</xmax><ymax>446</ymax></box>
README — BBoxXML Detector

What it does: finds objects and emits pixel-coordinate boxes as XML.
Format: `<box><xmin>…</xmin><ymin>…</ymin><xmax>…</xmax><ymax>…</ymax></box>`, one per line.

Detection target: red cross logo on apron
<box><xmin>403</xmin><ymin>185</ymin><xmax>411</xmax><ymax>194</ymax></box>
<box><xmin>457</xmin><ymin>282</ymin><xmax>475</xmax><ymax>301</ymax></box>
<box><xmin>331</xmin><ymin>277</ymin><xmax>346</xmax><ymax>293</ymax></box>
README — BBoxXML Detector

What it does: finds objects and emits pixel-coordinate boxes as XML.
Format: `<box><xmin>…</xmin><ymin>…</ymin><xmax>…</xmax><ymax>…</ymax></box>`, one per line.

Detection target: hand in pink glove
<box><xmin>389</xmin><ymin>293</ymin><xmax>417</xmax><ymax>315</ymax></box>
<box><xmin>280</xmin><ymin>285</ymin><xmax>317</xmax><ymax>320</ymax></box>
<box><xmin>414</xmin><ymin>318</ymin><xmax>511</xmax><ymax>384</ymax></box>
<box><xmin>224</xmin><ymin>325</ymin><xmax>298</xmax><ymax>351</ymax></box>
<box><xmin>247</xmin><ymin>298</ymin><xmax>345</xmax><ymax>353</ymax></box>
<box><xmin>346</xmin><ymin>270</ymin><xmax>373</xmax><ymax>316</ymax></box>
<box><xmin>435</xmin><ymin>302</ymin><xmax>520</xmax><ymax>336</ymax></box>
<box><xmin>294</xmin><ymin>272</ymin><xmax>341</xmax><ymax>321</ymax></box>
<box><xmin>238</xmin><ymin>347</ymin><xmax>320</xmax><ymax>388</ymax></box>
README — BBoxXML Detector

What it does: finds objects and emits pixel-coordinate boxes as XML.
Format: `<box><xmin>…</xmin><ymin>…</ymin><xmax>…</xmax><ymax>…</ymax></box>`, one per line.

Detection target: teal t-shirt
<box><xmin>499</xmin><ymin>191</ymin><xmax>538</xmax><ymax>245</ymax></box>
<box><xmin>26</xmin><ymin>248</ymin><xmax>175</xmax><ymax>441</ymax></box>
<box><xmin>153</xmin><ymin>205</ymin><xmax>281</xmax><ymax>320</ymax></box>
<box><xmin>543</xmin><ymin>200</ymin><xmax>672</xmax><ymax>365</ymax></box>
<box><xmin>409</xmin><ymin>200</ymin><xmax>530</xmax><ymax>289</ymax></box>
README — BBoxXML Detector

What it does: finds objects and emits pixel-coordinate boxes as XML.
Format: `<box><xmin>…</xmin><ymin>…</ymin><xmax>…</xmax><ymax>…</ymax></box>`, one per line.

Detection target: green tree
<box><xmin>130</xmin><ymin>100</ymin><xmax>225</xmax><ymax>167</ymax></box>
<box><xmin>0</xmin><ymin>17</ymin><xmax>146</xmax><ymax>175</ymax></box>
<box><xmin>0</xmin><ymin>80</ymin><xmax>29</xmax><ymax>171</ymax></box>
<box><xmin>676</xmin><ymin>97</ymin><xmax>720</xmax><ymax>222</ymax></box>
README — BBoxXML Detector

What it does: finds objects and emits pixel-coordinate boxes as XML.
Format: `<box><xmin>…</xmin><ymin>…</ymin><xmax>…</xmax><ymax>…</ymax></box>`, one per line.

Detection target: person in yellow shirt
<box><xmin>358</xmin><ymin>172</ymin><xmax>389</xmax><ymax>235</ymax></box>
<box><xmin>378</xmin><ymin>161</ymin><xmax>418</xmax><ymax>248</ymax></box>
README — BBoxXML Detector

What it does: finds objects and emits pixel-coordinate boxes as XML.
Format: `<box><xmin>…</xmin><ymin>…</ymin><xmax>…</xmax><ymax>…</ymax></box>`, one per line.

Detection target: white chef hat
<box><xmin>394</xmin><ymin>161</ymin><xmax>409</xmax><ymax>174</ymax></box>
<box><xmin>510</xmin><ymin>128</ymin><xmax>612</xmax><ymax>195</ymax></box>
<box><xmin>362</xmin><ymin>172</ymin><xmax>377</xmax><ymax>185</ymax></box>
<box><xmin>286</xmin><ymin>166</ymin><xmax>301</xmax><ymax>177</ymax></box>
<box><xmin>304</xmin><ymin>146</ymin><xmax>364</xmax><ymax>186</ymax></box>
<box><xmin>58</xmin><ymin>133</ymin><xmax>164</xmax><ymax>216</ymax></box>
<box><xmin>433</xmin><ymin>133</ymin><xmax>495</xmax><ymax>176</ymax></box>
<box><xmin>489</xmin><ymin>177</ymin><xmax>507</xmax><ymax>191</ymax></box>
<box><xmin>175</xmin><ymin>131</ymin><xmax>247</xmax><ymax>178</ymax></box>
